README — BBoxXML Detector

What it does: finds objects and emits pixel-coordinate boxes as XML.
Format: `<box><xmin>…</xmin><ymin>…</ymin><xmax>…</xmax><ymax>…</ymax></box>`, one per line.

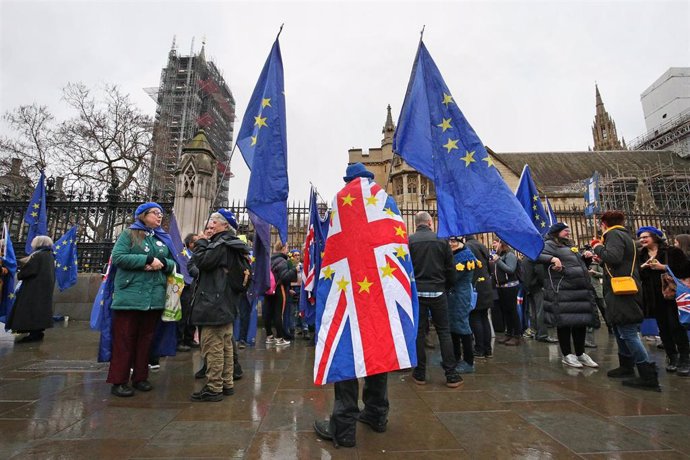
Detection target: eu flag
<box><xmin>54</xmin><ymin>225</ymin><xmax>78</xmax><ymax>291</ymax></box>
<box><xmin>0</xmin><ymin>222</ymin><xmax>17</xmax><ymax>325</ymax></box>
<box><xmin>168</xmin><ymin>212</ymin><xmax>191</xmax><ymax>285</ymax></box>
<box><xmin>236</xmin><ymin>37</ymin><xmax>289</xmax><ymax>244</ymax></box>
<box><xmin>545</xmin><ymin>196</ymin><xmax>558</xmax><ymax>227</ymax></box>
<box><xmin>515</xmin><ymin>165</ymin><xmax>549</xmax><ymax>235</ymax></box>
<box><xmin>393</xmin><ymin>41</ymin><xmax>544</xmax><ymax>259</ymax></box>
<box><xmin>24</xmin><ymin>171</ymin><xmax>48</xmax><ymax>254</ymax></box>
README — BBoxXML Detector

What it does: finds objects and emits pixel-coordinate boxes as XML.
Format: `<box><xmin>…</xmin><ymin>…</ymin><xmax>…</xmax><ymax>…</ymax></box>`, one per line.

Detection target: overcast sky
<box><xmin>1</xmin><ymin>0</ymin><xmax>688</xmax><ymax>202</ymax></box>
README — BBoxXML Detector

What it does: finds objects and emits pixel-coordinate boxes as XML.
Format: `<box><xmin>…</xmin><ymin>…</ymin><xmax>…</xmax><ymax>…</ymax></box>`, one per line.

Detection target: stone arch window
<box><xmin>183</xmin><ymin>163</ymin><xmax>196</xmax><ymax>197</ymax></box>
<box><xmin>407</xmin><ymin>175</ymin><xmax>417</xmax><ymax>194</ymax></box>
<box><xmin>394</xmin><ymin>177</ymin><xmax>403</xmax><ymax>196</ymax></box>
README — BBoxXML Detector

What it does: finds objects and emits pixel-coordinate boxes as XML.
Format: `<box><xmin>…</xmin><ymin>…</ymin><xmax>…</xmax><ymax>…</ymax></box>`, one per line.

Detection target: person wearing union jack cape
<box><xmin>313</xmin><ymin>163</ymin><xmax>419</xmax><ymax>448</ymax></box>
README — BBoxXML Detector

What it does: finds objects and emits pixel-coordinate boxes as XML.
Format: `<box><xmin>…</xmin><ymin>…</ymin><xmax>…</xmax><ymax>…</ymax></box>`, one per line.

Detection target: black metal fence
<box><xmin>4</xmin><ymin>195</ymin><xmax>690</xmax><ymax>273</ymax></box>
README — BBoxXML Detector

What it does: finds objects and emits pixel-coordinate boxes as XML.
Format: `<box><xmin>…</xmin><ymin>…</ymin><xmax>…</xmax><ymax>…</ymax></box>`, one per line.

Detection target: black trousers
<box><xmin>330</xmin><ymin>373</ymin><xmax>388</xmax><ymax>443</ymax></box>
<box><xmin>470</xmin><ymin>309</ymin><xmax>492</xmax><ymax>355</ymax></box>
<box><xmin>497</xmin><ymin>286</ymin><xmax>521</xmax><ymax>336</ymax></box>
<box><xmin>654</xmin><ymin>301</ymin><xmax>690</xmax><ymax>357</ymax></box>
<box><xmin>557</xmin><ymin>326</ymin><xmax>586</xmax><ymax>356</ymax></box>
<box><xmin>414</xmin><ymin>294</ymin><xmax>457</xmax><ymax>379</ymax></box>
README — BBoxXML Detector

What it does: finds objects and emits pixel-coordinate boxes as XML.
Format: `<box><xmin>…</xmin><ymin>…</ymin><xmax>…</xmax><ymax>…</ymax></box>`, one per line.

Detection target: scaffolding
<box><xmin>148</xmin><ymin>39</ymin><xmax>235</xmax><ymax>206</ymax></box>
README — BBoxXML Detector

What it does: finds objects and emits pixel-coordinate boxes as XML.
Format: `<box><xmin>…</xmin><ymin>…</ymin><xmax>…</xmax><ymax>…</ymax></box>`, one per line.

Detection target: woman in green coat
<box><xmin>107</xmin><ymin>202</ymin><xmax>176</xmax><ymax>397</ymax></box>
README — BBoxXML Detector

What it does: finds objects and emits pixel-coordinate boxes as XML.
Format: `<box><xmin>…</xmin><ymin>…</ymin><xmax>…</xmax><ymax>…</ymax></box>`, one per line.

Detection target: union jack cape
<box><xmin>314</xmin><ymin>177</ymin><xmax>419</xmax><ymax>385</ymax></box>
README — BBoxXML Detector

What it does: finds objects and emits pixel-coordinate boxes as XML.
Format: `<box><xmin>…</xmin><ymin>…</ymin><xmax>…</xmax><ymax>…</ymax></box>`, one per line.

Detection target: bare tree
<box><xmin>0</xmin><ymin>104</ymin><xmax>61</xmax><ymax>180</ymax></box>
<box><xmin>57</xmin><ymin>83</ymin><xmax>152</xmax><ymax>196</ymax></box>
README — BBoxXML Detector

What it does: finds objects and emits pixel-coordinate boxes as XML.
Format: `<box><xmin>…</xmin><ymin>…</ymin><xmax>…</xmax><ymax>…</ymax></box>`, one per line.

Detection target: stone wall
<box><xmin>53</xmin><ymin>273</ymin><xmax>103</xmax><ymax>320</ymax></box>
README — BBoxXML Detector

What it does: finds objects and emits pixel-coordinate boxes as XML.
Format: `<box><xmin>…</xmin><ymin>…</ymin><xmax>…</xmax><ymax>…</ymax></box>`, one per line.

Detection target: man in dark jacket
<box><xmin>190</xmin><ymin>209</ymin><xmax>250</xmax><ymax>402</ymax></box>
<box><xmin>409</xmin><ymin>211</ymin><xmax>462</xmax><ymax>388</ymax></box>
<box><xmin>521</xmin><ymin>258</ymin><xmax>557</xmax><ymax>343</ymax></box>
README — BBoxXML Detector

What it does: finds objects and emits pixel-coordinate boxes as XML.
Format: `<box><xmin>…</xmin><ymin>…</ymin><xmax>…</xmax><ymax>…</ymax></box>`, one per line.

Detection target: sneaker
<box><xmin>265</xmin><ymin>335</ymin><xmax>276</xmax><ymax>344</ymax></box>
<box><xmin>275</xmin><ymin>338</ymin><xmax>291</xmax><ymax>346</ymax></box>
<box><xmin>238</xmin><ymin>340</ymin><xmax>247</xmax><ymax>350</ymax></box>
<box><xmin>577</xmin><ymin>353</ymin><xmax>599</xmax><ymax>368</ymax></box>
<box><xmin>148</xmin><ymin>364</ymin><xmax>161</xmax><ymax>371</ymax></box>
<box><xmin>456</xmin><ymin>361</ymin><xmax>475</xmax><ymax>374</ymax></box>
<box><xmin>446</xmin><ymin>373</ymin><xmax>464</xmax><ymax>388</ymax></box>
<box><xmin>561</xmin><ymin>354</ymin><xmax>583</xmax><ymax>368</ymax></box>
<box><xmin>190</xmin><ymin>385</ymin><xmax>223</xmax><ymax>402</ymax></box>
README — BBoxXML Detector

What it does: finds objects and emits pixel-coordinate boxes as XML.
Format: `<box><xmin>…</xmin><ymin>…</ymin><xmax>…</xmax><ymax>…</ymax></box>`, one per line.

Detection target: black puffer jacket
<box><xmin>538</xmin><ymin>236</ymin><xmax>597</xmax><ymax>327</ymax></box>
<box><xmin>191</xmin><ymin>231</ymin><xmax>250</xmax><ymax>326</ymax></box>
<box><xmin>271</xmin><ymin>253</ymin><xmax>297</xmax><ymax>287</ymax></box>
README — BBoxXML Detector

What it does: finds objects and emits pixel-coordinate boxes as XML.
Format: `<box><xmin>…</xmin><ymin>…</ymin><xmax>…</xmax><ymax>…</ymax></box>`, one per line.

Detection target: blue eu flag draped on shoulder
<box><xmin>393</xmin><ymin>40</ymin><xmax>544</xmax><ymax>260</ymax></box>
<box><xmin>515</xmin><ymin>165</ymin><xmax>549</xmax><ymax>236</ymax></box>
<box><xmin>0</xmin><ymin>222</ymin><xmax>17</xmax><ymax>326</ymax></box>
<box><xmin>24</xmin><ymin>171</ymin><xmax>48</xmax><ymax>254</ymax></box>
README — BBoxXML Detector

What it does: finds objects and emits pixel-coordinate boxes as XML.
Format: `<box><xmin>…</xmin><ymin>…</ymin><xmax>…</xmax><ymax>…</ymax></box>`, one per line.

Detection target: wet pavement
<box><xmin>1</xmin><ymin>322</ymin><xmax>690</xmax><ymax>459</ymax></box>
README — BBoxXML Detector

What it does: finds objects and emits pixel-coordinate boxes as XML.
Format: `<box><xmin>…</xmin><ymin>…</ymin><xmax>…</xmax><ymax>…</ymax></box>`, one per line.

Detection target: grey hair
<box><xmin>31</xmin><ymin>235</ymin><xmax>54</xmax><ymax>250</ymax></box>
<box><xmin>415</xmin><ymin>211</ymin><xmax>432</xmax><ymax>227</ymax></box>
<box><xmin>208</xmin><ymin>213</ymin><xmax>236</xmax><ymax>235</ymax></box>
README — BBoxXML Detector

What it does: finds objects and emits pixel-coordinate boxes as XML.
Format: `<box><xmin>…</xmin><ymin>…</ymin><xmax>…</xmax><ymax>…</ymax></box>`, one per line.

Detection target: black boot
<box><xmin>195</xmin><ymin>361</ymin><xmax>207</xmax><ymax>379</ymax></box>
<box><xmin>622</xmin><ymin>362</ymin><xmax>661</xmax><ymax>392</ymax></box>
<box><xmin>666</xmin><ymin>354</ymin><xmax>679</xmax><ymax>373</ymax></box>
<box><xmin>607</xmin><ymin>354</ymin><xmax>635</xmax><ymax>378</ymax></box>
<box><xmin>677</xmin><ymin>353</ymin><xmax>690</xmax><ymax>377</ymax></box>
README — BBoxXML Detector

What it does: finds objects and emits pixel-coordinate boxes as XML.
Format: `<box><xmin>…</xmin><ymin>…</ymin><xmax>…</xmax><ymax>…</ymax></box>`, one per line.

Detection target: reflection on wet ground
<box><xmin>1</xmin><ymin>322</ymin><xmax>689</xmax><ymax>459</ymax></box>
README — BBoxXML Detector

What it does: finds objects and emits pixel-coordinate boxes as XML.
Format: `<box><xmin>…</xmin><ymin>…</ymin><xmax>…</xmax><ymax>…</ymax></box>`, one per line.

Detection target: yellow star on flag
<box><xmin>251</xmin><ymin>135</ymin><xmax>257</xmax><ymax>146</ymax></box>
<box><xmin>394</xmin><ymin>226</ymin><xmax>406</xmax><ymax>238</ymax></box>
<box><xmin>322</xmin><ymin>266</ymin><xmax>335</xmax><ymax>280</ymax></box>
<box><xmin>534</xmin><ymin>214</ymin><xmax>540</xmax><ymax>221</ymax></box>
<box><xmin>254</xmin><ymin>115</ymin><xmax>268</xmax><ymax>129</ymax></box>
<box><xmin>320</xmin><ymin>251</ymin><xmax>325</xmax><ymax>258</ymax></box>
<box><xmin>443</xmin><ymin>138</ymin><xmax>459</xmax><ymax>153</ymax></box>
<box><xmin>366</xmin><ymin>195</ymin><xmax>378</xmax><ymax>206</ymax></box>
<box><xmin>8</xmin><ymin>293</ymin><xmax>14</xmax><ymax>299</ymax></box>
<box><xmin>55</xmin><ymin>244</ymin><xmax>61</xmax><ymax>250</ymax></box>
<box><xmin>541</xmin><ymin>221</ymin><xmax>546</xmax><ymax>228</ymax></box>
<box><xmin>63</xmin><ymin>266</ymin><xmax>68</xmax><ymax>271</ymax></box>
<box><xmin>532</xmin><ymin>205</ymin><xmax>537</xmax><ymax>211</ymax></box>
<box><xmin>437</xmin><ymin>118</ymin><xmax>452</xmax><ymax>132</ymax></box>
<box><xmin>394</xmin><ymin>245</ymin><xmax>408</xmax><ymax>258</ymax></box>
<box><xmin>336</xmin><ymin>276</ymin><xmax>350</xmax><ymax>292</ymax></box>
<box><xmin>533</xmin><ymin>195</ymin><xmax>539</xmax><ymax>202</ymax></box>
<box><xmin>482</xmin><ymin>155</ymin><xmax>494</xmax><ymax>167</ymax></box>
<box><xmin>384</xmin><ymin>207</ymin><xmax>396</xmax><ymax>217</ymax></box>
<box><xmin>31</xmin><ymin>211</ymin><xmax>38</xmax><ymax>217</ymax></box>
<box><xmin>341</xmin><ymin>194</ymin><xmax>355</xmax><ymax>206</ymax></box>
<box><xmin>330</xmin><ymin>209</ymin><xmax>337</xmax><ymax>222</ymax></box>
<box><xmin>442</xmin><ymin>93</ymin><xmax>454</xmax><ymax>106</ymax></box>
<box><xmin>460</xmin><ymin>151</ymin><xmax>476</xmax><ymax>167</ymax></box>
<box><xmin>380</xmin><ymin>262</ymin><xmax>398</xmax><ymax>278</ymax></box>
<box><xmin>357</xmin><ymin>277</ymin><xmax>373</xmax><ymax>293</ymax></box>
<box><xmin>261</xmin><ymin>98</ymin><xmax>271</xmax><ymax>108</ymax></box>
<box><xmin>33</xmin><ymin>203</ymin><xmax>39</xmax><ymax>209</ymax></box>
<box><xmin>56</xmin><ymin>262</ymin><xmax>61</xmax><ymax>268</ymax></box>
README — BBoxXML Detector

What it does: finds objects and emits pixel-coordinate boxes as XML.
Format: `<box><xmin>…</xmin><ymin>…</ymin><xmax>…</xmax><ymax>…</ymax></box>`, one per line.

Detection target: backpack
<box><xmin>227</xmin><ymin>250</ymin><xmax>252</xmax><ymax>294</ymax></box>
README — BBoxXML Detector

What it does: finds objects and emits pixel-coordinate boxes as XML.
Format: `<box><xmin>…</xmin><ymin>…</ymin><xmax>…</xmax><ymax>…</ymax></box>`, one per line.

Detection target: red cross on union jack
<box><xmin>314</xmin><ymin>178</ymin><xmax>418</xmax><ymax>385</ymax></box>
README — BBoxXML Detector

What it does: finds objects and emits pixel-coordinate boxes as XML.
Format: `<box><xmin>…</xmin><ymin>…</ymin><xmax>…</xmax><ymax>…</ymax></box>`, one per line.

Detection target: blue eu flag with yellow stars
<box><xmin>236</xmin><ymin>36</ymin><xmax>289</xmax><ymax>244</ymax></box>
<box><xmin>515</xmin><ymin>165</ymin><xmax>549</xmax><ymax>235</ymax></box>
<box><xmin>54</xmin><ymin>225</ymin><xmax>78</xmax><ymax>291</ymax></box>
<box><xmin>24</xmin><ymin>171</ymin><xmax>48</xmax><ymax>254</ymax></box>
<box><xmin>393</xmin><ymin>41</ymin><xmax>544</xmax><ymax>259</ymax></box>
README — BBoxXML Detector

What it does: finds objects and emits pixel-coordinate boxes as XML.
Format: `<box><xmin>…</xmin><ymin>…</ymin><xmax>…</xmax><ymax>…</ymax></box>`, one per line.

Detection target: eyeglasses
<box><xmin>147</xmin><ymin>210</ymin><xmax>164</xmax><ymax>217</ymax></box>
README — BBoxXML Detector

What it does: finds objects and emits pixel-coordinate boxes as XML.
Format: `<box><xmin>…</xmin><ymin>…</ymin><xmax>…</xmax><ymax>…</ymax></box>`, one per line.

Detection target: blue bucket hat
<box><xmin>636</xmin><ymin>226</ymin><xmax>664</xmax><ymax>238</ymax></box>
<box><xmin>343</xmin><ymin>162</ymin><xmax>375</xmax><ymax>182</ymax></box>
<box><xmin>134</xmin><ymin>202</ymin><xmax>163</xmax><ymax>218</ymax></box>
<box><xmin>213</xmin><ymin>208</ymin><xmax>238</xmax><ymax>230</ymax></box>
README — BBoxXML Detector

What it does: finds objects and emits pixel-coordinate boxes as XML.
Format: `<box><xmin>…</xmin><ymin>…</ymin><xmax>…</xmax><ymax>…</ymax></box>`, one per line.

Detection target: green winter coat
<box><xmin>111</xmin><ymin>229</ymin><xmax>175</xmax><ymax>310</ymax></box>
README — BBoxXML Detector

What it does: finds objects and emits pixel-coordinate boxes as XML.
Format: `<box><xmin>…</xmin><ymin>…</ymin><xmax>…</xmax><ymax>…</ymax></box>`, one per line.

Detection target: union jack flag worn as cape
<box><xmin>314</xmin><ymin>177</ymin><xmax>419</xmax><ymax>385</ymax></box>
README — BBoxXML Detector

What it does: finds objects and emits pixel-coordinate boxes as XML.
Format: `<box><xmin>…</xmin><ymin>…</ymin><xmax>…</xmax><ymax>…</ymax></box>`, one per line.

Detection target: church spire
<box><xmin>381</xmin><ymin>104</ymin><xmax>395</xmax><ymax>147</ymax></box>
<box><xmin>592</xmin><ymin>84</ymin><xmax>624</xmax><ymax>151</ymax></box>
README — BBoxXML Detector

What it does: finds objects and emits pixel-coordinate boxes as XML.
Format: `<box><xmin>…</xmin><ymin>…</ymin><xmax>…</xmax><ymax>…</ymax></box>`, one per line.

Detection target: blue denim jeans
<box><xmin>614</xmin><ymin>324</ymin><xmax>650</xmax><ymax>364</ymax></box>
